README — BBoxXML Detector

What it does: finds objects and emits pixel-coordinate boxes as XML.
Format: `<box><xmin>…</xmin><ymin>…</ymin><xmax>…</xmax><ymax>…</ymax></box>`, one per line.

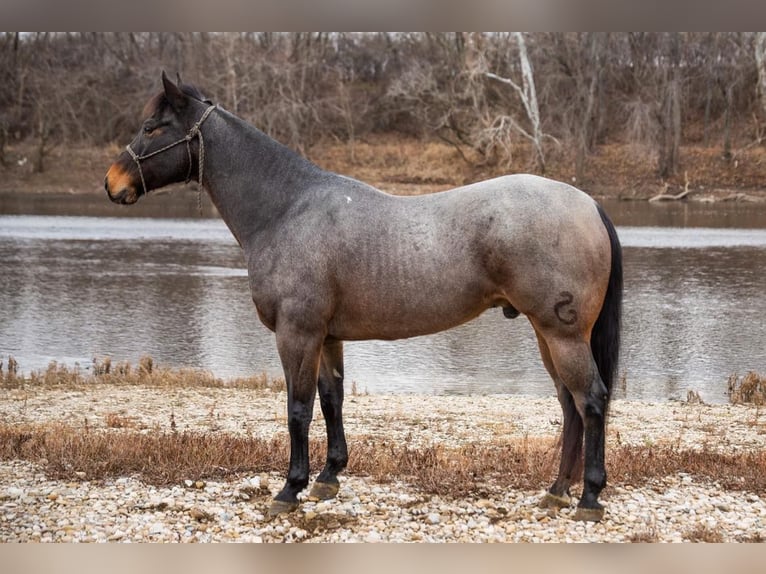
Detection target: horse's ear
<box><xmin>161</xmin><ymin>71</ymin><xmax>187</xmax><ymax>112</ymax></box>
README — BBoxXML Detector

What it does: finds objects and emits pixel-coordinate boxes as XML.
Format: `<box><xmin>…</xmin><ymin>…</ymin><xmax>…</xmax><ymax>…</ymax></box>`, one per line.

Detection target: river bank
<box><xmin>2</xmin><ymin>382</ymin><xmax>765</xmax><ymax>542</ymax></box>
<box><xmin>1</xmin><ymin>139</ymin><xmax>765</xmax><ymax>202</ymax></box>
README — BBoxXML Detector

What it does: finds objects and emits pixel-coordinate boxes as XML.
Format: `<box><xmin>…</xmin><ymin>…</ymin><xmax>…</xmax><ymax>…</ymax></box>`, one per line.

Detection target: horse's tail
<box><xmin>591</xmin><ymin>203</ymin><xmax>623</xmax><ymax>401</ymax></box>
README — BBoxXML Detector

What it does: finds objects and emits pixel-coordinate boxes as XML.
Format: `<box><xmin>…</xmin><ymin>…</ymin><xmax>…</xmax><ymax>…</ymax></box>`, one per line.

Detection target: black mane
<box><xmin>179</xmin><ymin>82</ymin><xmax>211</xmax><ymax>104</ymax></box>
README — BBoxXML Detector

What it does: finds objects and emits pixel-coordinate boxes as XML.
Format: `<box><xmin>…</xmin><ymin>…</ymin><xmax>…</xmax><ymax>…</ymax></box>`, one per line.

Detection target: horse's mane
<box><xmin>142</xmin><ymin>81</ymin><xmax>211</xmax><ymax>119</ymax></box>
<box><xmin>179</xmin><ymin>82</ymin><xmax>210</xmax><ymax>104</ymax></box>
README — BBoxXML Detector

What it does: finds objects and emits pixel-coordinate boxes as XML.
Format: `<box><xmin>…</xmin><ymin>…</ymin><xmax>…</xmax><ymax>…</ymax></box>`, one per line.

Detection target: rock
<box><xmin>190</xmin><ymin>508</ymin><xmax>212</xmax><ymax>522</ymax></box>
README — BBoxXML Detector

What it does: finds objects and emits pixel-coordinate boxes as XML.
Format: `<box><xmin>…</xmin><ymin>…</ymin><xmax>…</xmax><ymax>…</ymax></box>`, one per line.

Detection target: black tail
<box><xmin>591</xmin><ymin>204</ymin><xmax>623</xmax><ymax>399</ymax></box>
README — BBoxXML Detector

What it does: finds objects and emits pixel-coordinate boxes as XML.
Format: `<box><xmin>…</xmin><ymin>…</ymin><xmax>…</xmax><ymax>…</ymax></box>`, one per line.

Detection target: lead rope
<box><xmin>126</xmin><ymin>104</ymin><xmax>217</xmax><ymax>216</ymax></box>
<box><xmin>186</xmin><ymin>104</ymin><xmax>216</xmax><ymax>216</ymax></box>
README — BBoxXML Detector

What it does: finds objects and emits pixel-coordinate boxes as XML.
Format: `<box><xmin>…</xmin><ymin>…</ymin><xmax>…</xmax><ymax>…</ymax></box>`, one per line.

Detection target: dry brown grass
<box><xmin>683</xmin><ymin>524</ymin><xmax>725</xmax><ymax>543</ymax></box>
<box><xmin>728</xmin><ymin>372</ymin><xmax>766</xmax><ymax>406</ymax></box>
<box><xmin>4</xmin><ymin>358</ymin><xmax>766</xmax><ymax>498</ymax></box>
<box><xmin>2</xmin><ymin>421</ymin><xmax>766</xmax><ymax>498</ymax></box>
<box><xmin>626</xmin><ymin>527</ymin><xmax>660</xmax><ymax>543</ymax></box>
<box><xmin>1</xmin><ymin>356</ymin><xmax>285</xmax><ymax>393</ymax></box>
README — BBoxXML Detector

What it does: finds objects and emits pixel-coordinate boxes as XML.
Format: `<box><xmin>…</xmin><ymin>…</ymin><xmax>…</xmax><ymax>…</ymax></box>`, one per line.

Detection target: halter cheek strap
<box><xmin>126</xmin><ymin>104</ymin><xmax>217</xmax><ymax>197</ymax></box>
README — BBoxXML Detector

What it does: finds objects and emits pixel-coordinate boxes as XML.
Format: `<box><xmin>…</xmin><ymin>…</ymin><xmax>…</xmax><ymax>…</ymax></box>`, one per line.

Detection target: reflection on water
<box><xmin>1</xmin><ymin>202</ymin><xmax>765</xmax><ymax>402</ymax></box>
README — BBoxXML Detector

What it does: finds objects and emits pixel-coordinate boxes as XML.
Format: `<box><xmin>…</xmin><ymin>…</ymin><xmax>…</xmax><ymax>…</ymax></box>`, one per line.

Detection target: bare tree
<box><xmin>3</xmin><ymin>32</ymin><xmax>765</xmax><ymax>182</ymax></box>
<box><xmin>755</xmin><ymin>32</ymin><xmax>766</xmax><ymax>129</ymax></box>
<box><xmin>544</xmin><ymin>33</ymin><xmax>610</xmax><ymax>182</ymax></box>
<box><xmin>658</xmin><ymin>32</ymin><xmax>682</xmax><ymax>177</ymax></box>
<box><xmin>485</xmin><ymin>33</ymin><xmax>549</xmax><ymax>173</ymax></box>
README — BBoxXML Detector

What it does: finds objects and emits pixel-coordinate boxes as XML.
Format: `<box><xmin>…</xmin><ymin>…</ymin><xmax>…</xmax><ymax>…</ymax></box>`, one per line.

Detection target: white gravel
<box><xmin>2</xmin><ymin>385</ymin><xmax>765</xmax><ymax>542</ymax></box>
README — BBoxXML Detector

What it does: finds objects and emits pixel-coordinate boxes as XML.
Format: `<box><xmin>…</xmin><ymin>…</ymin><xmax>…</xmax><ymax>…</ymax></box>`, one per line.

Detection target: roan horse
<box><xmin>105</xmin><ymin>73</ymin><xmax>622</xmax><ymax>522</ymax></box>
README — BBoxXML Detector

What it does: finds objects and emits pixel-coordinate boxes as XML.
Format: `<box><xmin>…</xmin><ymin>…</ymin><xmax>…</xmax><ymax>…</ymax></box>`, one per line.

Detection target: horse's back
<box><xmin>313</xmin><ymin>172</ymin><xmax>611</xmax><ymax>340</ymax></box>
<box><xmin>443</xmin><ymin>173</ymin><xmax>597</xmax><ymax>219</ymax></box>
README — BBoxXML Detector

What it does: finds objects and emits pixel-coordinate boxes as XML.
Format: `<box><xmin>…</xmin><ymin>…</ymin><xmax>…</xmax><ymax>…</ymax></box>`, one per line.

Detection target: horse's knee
<box><xmin>288</xmin><ymin>400</ymin><xmax>313</xmax><ymax>433</ymax></box>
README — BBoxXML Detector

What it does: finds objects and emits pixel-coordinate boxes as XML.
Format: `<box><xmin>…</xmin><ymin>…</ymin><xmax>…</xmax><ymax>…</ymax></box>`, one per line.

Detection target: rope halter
<box><xmin>125</xmin><ymin>103</ymin><xmax>217</xmax><ymax>198</ymax></box>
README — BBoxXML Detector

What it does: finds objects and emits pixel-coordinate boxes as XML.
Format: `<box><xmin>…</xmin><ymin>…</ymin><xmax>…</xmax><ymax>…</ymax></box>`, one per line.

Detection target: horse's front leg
<box><xmin>310</xmin><ymin>339</ymin><xmax>348</xmax><ymax>500</ymax></box>
<box><xmin>269</xmin><ymin>323</ymin><xmax>324</xmax><ymax>517</ymax></box>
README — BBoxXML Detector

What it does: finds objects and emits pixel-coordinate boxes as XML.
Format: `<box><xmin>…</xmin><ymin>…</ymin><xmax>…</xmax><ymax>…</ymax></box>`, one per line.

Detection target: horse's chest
<box><xmin>253</xmin><ymin>301</ymin><xmax>277</xmax><ymax>332</ymax></box>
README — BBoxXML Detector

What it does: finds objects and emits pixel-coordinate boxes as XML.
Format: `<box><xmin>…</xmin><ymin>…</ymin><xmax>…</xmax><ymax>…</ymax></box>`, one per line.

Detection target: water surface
<box><xmin>1</xmin><ymin>199</ymin><xmax>765</xmax><ymax>402</ymax></box>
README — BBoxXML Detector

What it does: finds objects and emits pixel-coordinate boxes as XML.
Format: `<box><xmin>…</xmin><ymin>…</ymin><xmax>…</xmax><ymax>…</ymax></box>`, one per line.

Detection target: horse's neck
<box><xmin>202</xmin><ymin>111</ymin><xmax>323</xmax><ymax>247</ymax></box>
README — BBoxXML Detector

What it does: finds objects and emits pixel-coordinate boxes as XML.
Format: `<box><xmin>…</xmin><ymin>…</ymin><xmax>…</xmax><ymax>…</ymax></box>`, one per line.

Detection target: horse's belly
<box><xmin>328</xmin><ymin>294</ymin><xmax>492</xmax><ymax>341</ymax></box>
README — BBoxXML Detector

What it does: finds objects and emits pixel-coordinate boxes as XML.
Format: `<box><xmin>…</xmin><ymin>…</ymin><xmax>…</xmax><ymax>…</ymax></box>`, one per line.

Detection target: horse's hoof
<box><xmin>308</xmin><ymin>481</ymin><xmax>340</xmax><ymax>501</ymax></box>
<box><xmin>267</xmin><ymin>499</ymin><xmax>299</xmax><ymax>518</ymax></box>
<box><xmin>539</xmin><ymin>492</ymin><xmax>571</xmax><ymax>509</ymax></box>
<box><xmin>573</xmin><ymin>506</ymin><xmax>605</xmax><ymax>522</ymax></box>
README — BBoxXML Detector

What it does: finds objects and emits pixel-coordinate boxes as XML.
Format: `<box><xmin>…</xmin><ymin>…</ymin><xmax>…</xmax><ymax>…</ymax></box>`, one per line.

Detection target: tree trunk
<box><xmin>722</xmin><ymin>83</ymin><xmax>733</xmax><ymax>160</ymax></box>
<box><xmin>755</xmin><ymin>32</ymin><xmax>766</xmax><ymax>123</ymax></box>
<box><xmin>0</xmin><ymin>123</ymin><xmax>7</xmax><ymax>168</ymax></box>
<box><xmin>575</xmin><ymin>33</ymin><xmax>603</xmax><ymax>182</ymax></box>
<box><xmin>33</xmin><ymin>111</ymin><xmax>50</xmax><ymax>174</ymax></box>
<box><xmin>658</xmin><ymin>33</ymin><xmax>682</xmax><ymax>178</ymax></box>
<box><xmin>513</xmin><ymin>32</ymin><xmax>546</xmax><ymax>173</ymax></box>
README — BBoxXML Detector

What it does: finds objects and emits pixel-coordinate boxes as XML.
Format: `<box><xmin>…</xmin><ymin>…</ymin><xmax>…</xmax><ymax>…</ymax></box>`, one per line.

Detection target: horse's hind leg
<box><xmin>310</xmin><ymin>339</ymin><xmax>348</xmax><ymax>500</ymax></box>
<box><xmin>542</xmin><ymin>334</ymin><xmax>608</xmax><ymax>522</ymax></box>
<box><xmin>535</xmin><ymin>333</ymin><xmax>583</xmax><ymax>510</ymax></box>
<box><xmin>541</xmin><ymin>385</ymin><xmax>583</xmax><ymax>508</ymax></box>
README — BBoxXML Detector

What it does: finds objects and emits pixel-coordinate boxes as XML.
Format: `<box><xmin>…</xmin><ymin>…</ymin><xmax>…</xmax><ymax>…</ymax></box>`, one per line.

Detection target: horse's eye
<box><xmin>143</xmin><ymin>125</ymin><xmax>154</xmax><ymax>134</ymax></box>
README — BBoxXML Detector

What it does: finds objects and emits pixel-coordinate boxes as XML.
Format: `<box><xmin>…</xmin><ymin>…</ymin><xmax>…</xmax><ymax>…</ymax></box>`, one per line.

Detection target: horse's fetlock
<box><xmin>334</xmin><ymin>453</ymin><xmax>349</xmax><ymax>470</ymax></box>
<box><xmin>584</xmin><ymin>468</ymin><xmax>606</xmax><ymax>491</ymax></box>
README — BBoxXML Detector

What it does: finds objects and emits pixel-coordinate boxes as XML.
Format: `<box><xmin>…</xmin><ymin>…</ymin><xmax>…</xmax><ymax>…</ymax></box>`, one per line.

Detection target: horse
<box><xmin>105</xmin><ymin>73</ymin><xmax>622</xmax><ymax>522</ymax></box>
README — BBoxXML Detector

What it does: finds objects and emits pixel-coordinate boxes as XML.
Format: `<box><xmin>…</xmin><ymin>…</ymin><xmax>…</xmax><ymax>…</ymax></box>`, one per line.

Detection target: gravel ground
<box><xmin>2</xmin><ymin>385</ymin><xmax>766</xmax><ymax>542</ymax></box>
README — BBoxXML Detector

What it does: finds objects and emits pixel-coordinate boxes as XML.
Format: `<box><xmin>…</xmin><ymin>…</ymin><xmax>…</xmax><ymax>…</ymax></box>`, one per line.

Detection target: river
<box><xmin>1</xmin><ymin>193</ymin><xmax>765</xmax><ymax>402</ymax></box>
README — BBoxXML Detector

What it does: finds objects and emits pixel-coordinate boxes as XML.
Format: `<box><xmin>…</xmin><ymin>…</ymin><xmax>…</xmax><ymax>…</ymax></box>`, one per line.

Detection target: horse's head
<box><xmin>105</xmin><ymin>72</ymin><xmax>214</xmax><ymax>204</ymax></box>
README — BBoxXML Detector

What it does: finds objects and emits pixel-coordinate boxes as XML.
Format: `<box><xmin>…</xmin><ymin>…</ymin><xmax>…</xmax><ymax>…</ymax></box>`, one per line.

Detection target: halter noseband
<box><xmin>126</xmin><ymin>103</ymin><xmax>217</xmax><ymax>197</ymax></box>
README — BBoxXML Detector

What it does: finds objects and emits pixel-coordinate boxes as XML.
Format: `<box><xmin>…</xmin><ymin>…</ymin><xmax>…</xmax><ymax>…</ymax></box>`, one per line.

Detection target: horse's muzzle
<box><xmin>104</xmin><ymin>164</ymin><xmax>141</xmax><ymax>204</ymax></box>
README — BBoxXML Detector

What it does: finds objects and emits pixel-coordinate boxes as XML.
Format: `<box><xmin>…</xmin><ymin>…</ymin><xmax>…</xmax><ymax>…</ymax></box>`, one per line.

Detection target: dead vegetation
<box><xmin>1</xmin><ymin>355</ymin><xmax>285</xmax><ymax>393</ymax></box>
<box><xmin>728</xmin><ymin>372</ymin><xmax>766</xmax><ymax>405</ymax></box>
<box><xmin>3</xmin><ymin>358</ymin><xmax>766</xmax><ymax>498</ymax></box>
<box><xmin>1</xmin><ymin>420</ymin><xmax>766</xmax><ymax>499</ymax></box>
